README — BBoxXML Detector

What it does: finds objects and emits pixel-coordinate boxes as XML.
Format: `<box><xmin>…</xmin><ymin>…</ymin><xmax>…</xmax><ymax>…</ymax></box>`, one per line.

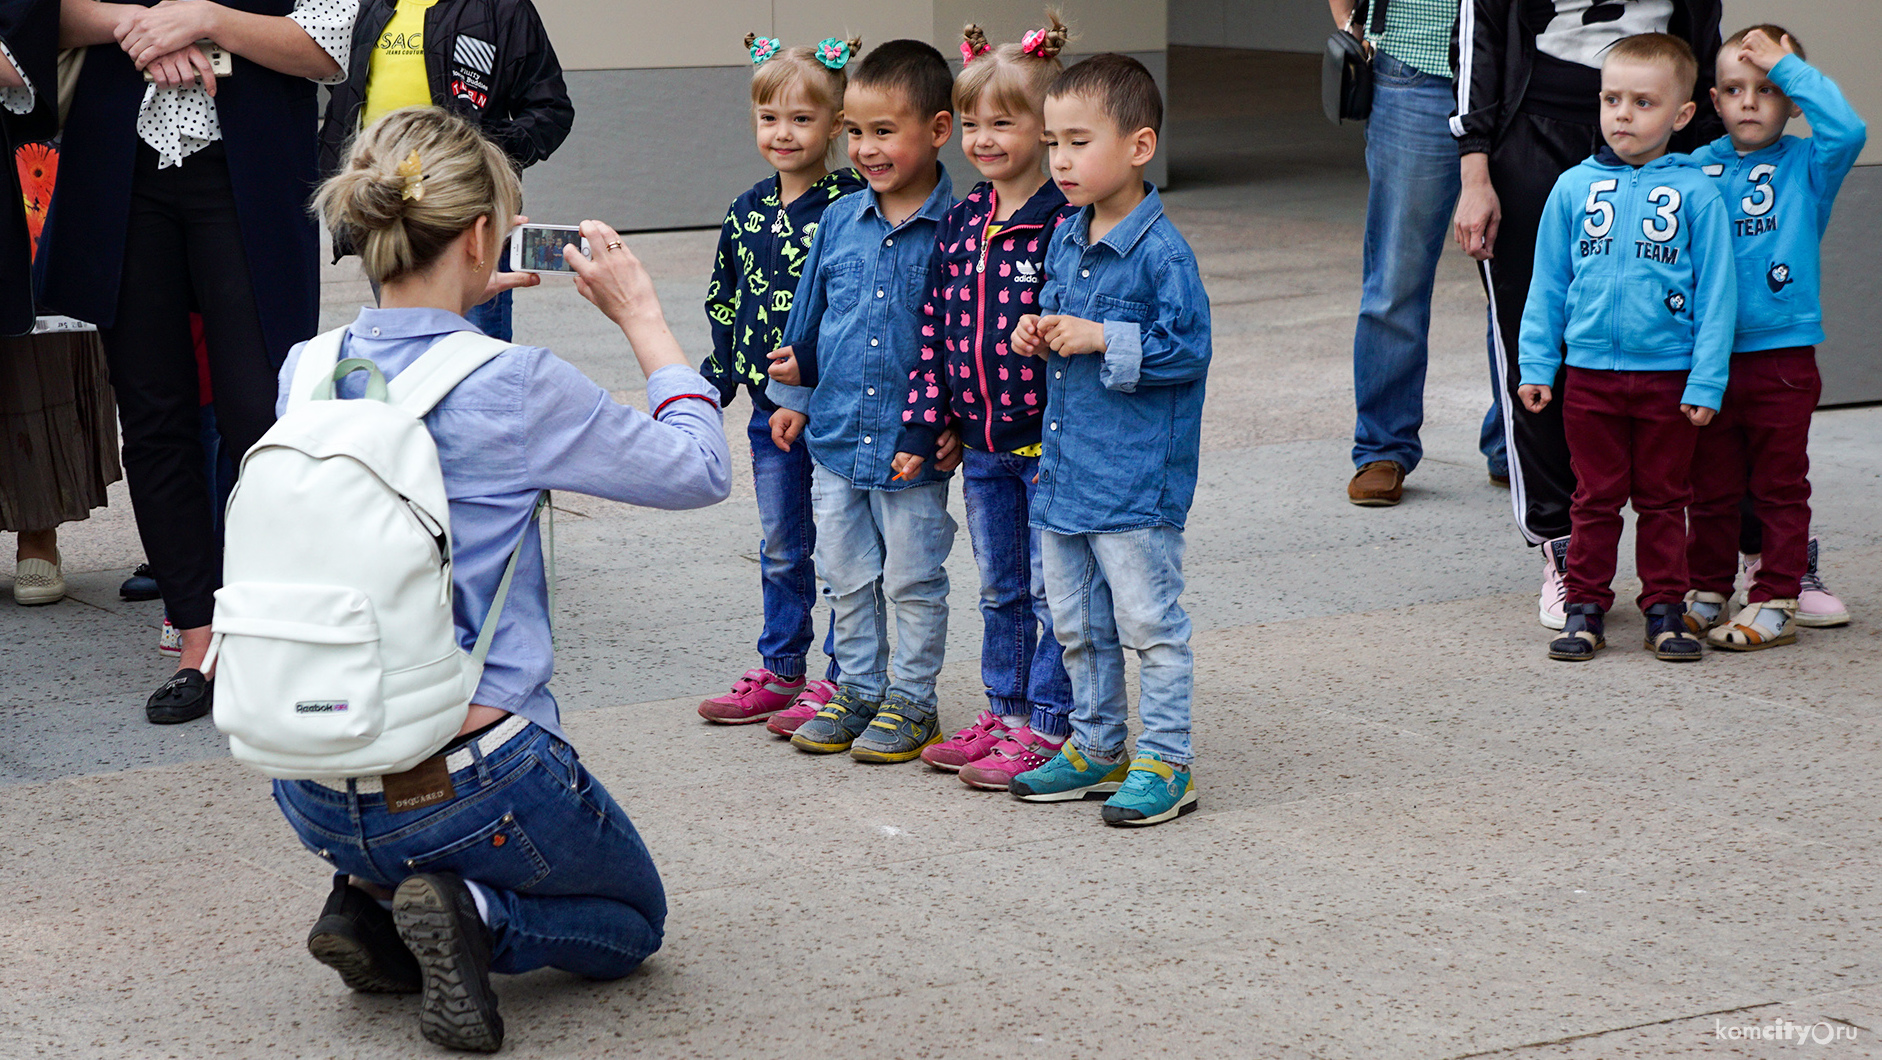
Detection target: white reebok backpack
<box><xmin>207</xmin><ymin>327</ymin><xmax>541</xmax><ymax>780</ymax></box>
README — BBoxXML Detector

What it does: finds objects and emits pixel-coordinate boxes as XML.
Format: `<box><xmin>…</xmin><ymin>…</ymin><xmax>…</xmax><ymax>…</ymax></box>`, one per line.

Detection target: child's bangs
<box><xmin>752</xmin><ymin>52</ymin><xmax>842</xmax><ymax>115</ymax></box>
<box><xmin>954</xmin><ymin>52</ymin><xmax>1050</xmax><ymax>119</ymax></box>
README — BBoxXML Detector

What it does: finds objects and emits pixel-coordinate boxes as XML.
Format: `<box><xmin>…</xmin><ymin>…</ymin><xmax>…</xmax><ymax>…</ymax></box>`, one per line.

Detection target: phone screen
<box><xmin>516</xmin><ymin>226</ymin><xmax>583</xmax><ymax>274</ymax></box>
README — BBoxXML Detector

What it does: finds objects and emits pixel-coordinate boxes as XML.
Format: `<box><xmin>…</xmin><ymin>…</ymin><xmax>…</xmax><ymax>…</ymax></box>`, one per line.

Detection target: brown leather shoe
<box><xmin>1347</xmin><ymin>461</ymin><xmax>1405</xmax><ymax>506</ymax></box>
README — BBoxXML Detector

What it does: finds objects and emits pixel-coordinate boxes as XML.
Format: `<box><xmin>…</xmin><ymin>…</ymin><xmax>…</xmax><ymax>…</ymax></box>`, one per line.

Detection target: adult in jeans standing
<box><xmin>1449</xmin><ymin>0</ymin><xmax>1722</xmax><ymax>626</ymax></box>
<box><xmin>1336</xmin><ymin>0</ymin><xmax>1507</xmax><ymax>507</ymax></box>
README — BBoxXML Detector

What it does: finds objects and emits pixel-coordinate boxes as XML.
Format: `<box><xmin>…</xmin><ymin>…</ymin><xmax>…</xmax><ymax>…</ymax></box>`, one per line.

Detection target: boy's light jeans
<box><xmin>1041</xmin><ymin>526</ymin><xmax>1193</xmax><ymax>766</ymax></box>
<box><xmin>810</xmin><ymin>463</ymin><xmax>955</xmax><ymax>707</ymax></box>
<box><xmin>1352</xmin><ymin>51</ymin><xmax>1506</xmax><ymax>478</ymax></box>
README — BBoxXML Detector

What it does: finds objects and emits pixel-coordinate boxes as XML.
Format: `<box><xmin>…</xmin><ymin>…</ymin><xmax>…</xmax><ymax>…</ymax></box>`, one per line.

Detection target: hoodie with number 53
<box><xmin>1518</xmin><ymin>147</ymin><xmax>1737</xmax><ymax>412</ymax></box>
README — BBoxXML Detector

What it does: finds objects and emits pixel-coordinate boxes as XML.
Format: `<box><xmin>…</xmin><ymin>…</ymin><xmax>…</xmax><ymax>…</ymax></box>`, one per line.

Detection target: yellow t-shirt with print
<box><xmin>362</xmin><ymin>0</ymin><xmax>442</xmax><ymax>128</ymax></box>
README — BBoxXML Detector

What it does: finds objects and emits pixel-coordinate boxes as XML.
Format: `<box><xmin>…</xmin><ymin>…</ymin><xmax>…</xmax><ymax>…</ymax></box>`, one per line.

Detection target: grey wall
<box><xmin>1819</xmin><ymin>165</ymin><xmax>1882</xmax><ymax>406</ymax></box>
<box><xmin>1170</xmin><ymin>0</ymin><xmax>1325</xmax><ymax>53</ymax></box>
<box><xmin>522</xmin><ymin>51</ymin><xmax>1169</xmax><ymax>233</ymax></box>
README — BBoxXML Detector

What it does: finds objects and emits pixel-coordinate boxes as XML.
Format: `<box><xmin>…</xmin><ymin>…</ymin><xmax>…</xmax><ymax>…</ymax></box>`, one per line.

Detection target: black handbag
<box><xmin>1322</xmin><ymin>0</ymin><xmax>1390</xmax><ymax>124</ymax></box>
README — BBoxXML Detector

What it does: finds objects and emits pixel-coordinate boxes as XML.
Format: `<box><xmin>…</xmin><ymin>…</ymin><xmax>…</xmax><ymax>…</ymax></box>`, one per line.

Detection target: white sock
<box><xmin>464</xmin><ymin>879</ymin><xmax>494</xmax><ymax>925</ymax></box>
<box><xmin>1034</xmin><ymin>730</ymin><xmax>1067</xmax><ymax>746</ymax></box>
<box><xmin>1748</xmin><ymin>603</ymin><xmax>1790</xmax><ymax>637</ymax></box>
<box><xmin>999</xmin><ymin>714</ymin><xmax>1028</xmax><ymax>730</ymax></box>
<box><xmin>1689</xmin><ymin>598</ymin><xmax>1723</xmax><ymax>622</ymax></box>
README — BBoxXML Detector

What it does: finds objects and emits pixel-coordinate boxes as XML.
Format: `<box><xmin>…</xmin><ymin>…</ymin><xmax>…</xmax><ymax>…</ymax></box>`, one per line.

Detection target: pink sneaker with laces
<box><xmin>1796</xmin><ymin>537</ymin><xmax>1849</xmax><ymax>628</ymax></box>
<box><xmin>919</xmin><ymin>711</ymin><xmax>1009</xmax><ymax>771</ymax></box>
<box><xmin>698</xmin><ymin>668</ymin><xmax>805</xmax><ymax>724</ymax></box>
<box><xmin>1538</xmin><ymin>536</ymin><xmax>1568</xmax><ymax>630</ymax></box>
<box><xmin>958</xmin><ymin>730</ymin><xmax>1059</xmax><ymax>791</ymax></box>
<box><xmin>766</xmin><ymin>679</ymin><xmax>837</xmax><ymax>736</ymax></box>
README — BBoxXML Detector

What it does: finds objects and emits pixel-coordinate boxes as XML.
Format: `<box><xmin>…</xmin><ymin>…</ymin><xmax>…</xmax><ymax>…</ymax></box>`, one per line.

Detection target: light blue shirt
<box><xmin>276</xmin><ymin>306</ymin><xmax>731</xmax><ymax>740</ymax></box>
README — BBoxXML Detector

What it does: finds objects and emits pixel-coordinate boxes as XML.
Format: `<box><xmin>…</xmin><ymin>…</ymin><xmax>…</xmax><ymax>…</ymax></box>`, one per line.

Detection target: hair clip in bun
<box><xmin>815</xmin><ymin>37</ymin><xmax>851</xmax><ymax>70</ymax></box>
<box><xmin>748</xmin><ymin>36</ymin><xmax>781</xmax><ymax>65</ymax></box>
<box><xmin>960</xmin><ymin>39</ymin><xmax>991</xmax><ymax>63</ymax></box>
<box><xmin>1020</xmin><ymin>28</ymin><xmax>1052</xmax><ymax>57</ymax></box>
<box><xmin>395</xmin><ymin>148</ymin><xmax>425</xmax><ymax>202</ymax></box>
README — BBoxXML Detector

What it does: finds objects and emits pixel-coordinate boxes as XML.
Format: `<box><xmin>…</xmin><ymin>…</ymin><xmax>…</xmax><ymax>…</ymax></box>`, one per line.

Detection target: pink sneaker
<box><xmin>1797</xmin><ymin>537</ymin><xmax>1849</xmax><ymax>628</ymax></box>
<box><xmin>1538</xmin><ymin>536</ymin><xmax>1568</xmax><ymax>630</ymax></box>
<box><xmin>698</xmin><ymin>668</ymin><xmax>805</xmax><ymax>724</ymax></box>
<box><xmin>159</xmin><ymin>614</ymin><xmax>182</xmax><ymax>657</ymax></box>
<box><xmin>919</xmin><ymin>711</ymin><xmax>1009</xmax><ymax>771</ymax></box>
<box><xmin>766</xmin><ymin>679</ymin><xmax>836</xmax><ymax>736</ymax></box>
<box><xmin>958</xmin><ymin>730</ymin><xmax>1058</xmax><ymax>791</ymax></box>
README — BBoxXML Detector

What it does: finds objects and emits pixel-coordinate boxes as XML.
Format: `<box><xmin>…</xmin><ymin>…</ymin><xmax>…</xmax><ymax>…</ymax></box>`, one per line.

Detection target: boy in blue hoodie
<box><xmin>1682</xmin><ymin>25</ymin><xmax>1866</xmax><ymax>651</ymax></box>
<box><xmin>1517</xmin><ymin>33</ymin><xmax>1735</xmax><ymax>664</ymax></box>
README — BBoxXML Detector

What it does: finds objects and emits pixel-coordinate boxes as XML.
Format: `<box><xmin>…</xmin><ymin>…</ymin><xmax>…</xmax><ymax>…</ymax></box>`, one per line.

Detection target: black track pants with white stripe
<box><xmin>1481</xmin><ymin>111</ymin><xmax>1602</xmax><ymax>545</ymax></box>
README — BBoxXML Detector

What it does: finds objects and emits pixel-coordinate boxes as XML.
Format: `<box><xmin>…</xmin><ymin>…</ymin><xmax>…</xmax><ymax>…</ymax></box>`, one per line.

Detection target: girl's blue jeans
<box><xmin>960</xmin><ymin>448</ymin><xmax>1072</xmax><ymax>735</ymax></box>
<box><xmin>748</xmin><ymin>404</ymin><xmax>835</xmax><ymax>679</ymax></box>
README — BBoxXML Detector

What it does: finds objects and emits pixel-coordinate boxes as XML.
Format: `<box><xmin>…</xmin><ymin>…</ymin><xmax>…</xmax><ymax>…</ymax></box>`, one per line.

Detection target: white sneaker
<box><xmin>1539</xmin><ymin>536</ymin><xmax>1569</xmax><ymax>630</ymax></box>
<box><xmin>1796</xmin><ymin>536</ymin><xmax>1850</xmax><ymax>628</ymax></box>
<box><xmin>12</xmin><ymin>552</ymin><xmax>64</xmax><ymax>605</ymax></box>
<box><xmin>159</xmin><ymin>613</ymin><xmax>182</xmax><ymax>657</ymax></box>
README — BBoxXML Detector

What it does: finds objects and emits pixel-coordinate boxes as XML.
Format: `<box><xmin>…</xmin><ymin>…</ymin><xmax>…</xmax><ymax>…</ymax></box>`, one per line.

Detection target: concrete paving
<box><xmin>4</xmin><ymin>48</ymin><xmax>1881</xmax><ymax>1059</ymax></box>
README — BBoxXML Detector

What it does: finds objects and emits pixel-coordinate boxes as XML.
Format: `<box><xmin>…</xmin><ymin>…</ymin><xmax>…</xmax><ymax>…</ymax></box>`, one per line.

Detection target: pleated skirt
<box><xmin>0</xmin><ymin>329</ymin><xmax>121</xmax><ymax>533</ymax></box>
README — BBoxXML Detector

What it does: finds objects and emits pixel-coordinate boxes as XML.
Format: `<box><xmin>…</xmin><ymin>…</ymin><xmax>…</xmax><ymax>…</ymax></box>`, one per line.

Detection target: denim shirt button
<box><xmin>885</xmin><ymin>238</ymin><xmax>894</xmax><ymax>246</ymax></box>
<box><xmin>863</xmin><ymin>435</ymin><xmax>872</xmax><ymax>444</ymax></box>
<box><xmin>1055</xmin><ymin>370</ymin><xmax>1062</xmax><ymax>379</ymax></box>
<box><xmin>867</xmin><ymin>387</ymin><xmax>876</xmax><ymax>396</ymax></box>
<box><xmin>1049</xmin><ymin>422</ymin><xmax>1058</xmax><ymax>430</ymax></box>
<box><xmin>876</xmin><ymin>289</ymin><xmax>884</xmax><ymax>298</ymax></box>
<box><xmin>1080</xmin><ymin>269</ymin><xmax>1089</xmax><ymax>277</ymax></box>
<box><xmin>870</xmin><ymin>338</ymin><xmax>879</xmax><ymax>347</ymax></box>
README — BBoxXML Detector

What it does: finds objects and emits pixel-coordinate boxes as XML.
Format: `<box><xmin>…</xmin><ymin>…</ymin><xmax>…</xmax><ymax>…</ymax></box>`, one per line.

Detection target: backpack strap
<box><xmin>467</xmin><ymin>491</ymin><xmax>550</xmax><ymax>672</ymax></box>
<box><xmin>387</xmin><ymin>330</ymin><xmax>519</xmax><ymax>418</ymax></box>
<box><xmin>284</xmin><ymin>327</ymin><xmax>351</xmax><ymax>413</ymax></box>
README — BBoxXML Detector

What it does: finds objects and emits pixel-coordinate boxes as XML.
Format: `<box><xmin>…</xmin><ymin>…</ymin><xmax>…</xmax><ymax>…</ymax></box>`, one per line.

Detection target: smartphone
<box><xmin>509</xmin><ymin>224</ymin><xmax>590</xmax><ymax>277</ymax></box>
<box><xmin>142</xmin><ymin>40</ymin><xmax>232</xmax><ymax>81</ymax></box>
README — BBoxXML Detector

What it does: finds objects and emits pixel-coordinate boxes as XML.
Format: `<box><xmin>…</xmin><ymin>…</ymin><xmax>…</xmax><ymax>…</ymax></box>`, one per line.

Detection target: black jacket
<box><xmin>318</xmin><ymin>0</ymin><xmax>572</xmax><ymax>178</ymax></box>
<box><xmin>1450</xmin><ymin>0</ymin><xmax>1726</xmax><ymax>156</ymax></box>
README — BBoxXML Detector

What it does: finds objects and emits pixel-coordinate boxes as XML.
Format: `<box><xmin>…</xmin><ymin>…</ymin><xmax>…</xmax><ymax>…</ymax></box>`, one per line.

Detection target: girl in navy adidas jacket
<box><xmin>891</xmin><ymin>16</ymin><xmax>1078</xmax><ymax>791</ymax></box>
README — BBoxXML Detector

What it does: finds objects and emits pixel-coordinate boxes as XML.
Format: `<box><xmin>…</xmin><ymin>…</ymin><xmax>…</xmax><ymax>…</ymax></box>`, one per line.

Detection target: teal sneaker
<box><xmin>1101</xmin><ymin>754</ymin><xmax>1198</xmax><ymax>826</ymax></box>
<box><xmin>1009</xmin><ymin>744</ymin><xmax>1130</xmax><ymax>802</ymax></box>
<box><xmin>850</xmin><ymin>693</ymin><xmax>942</xmax><ymax>763</ymax></box>
<box><xmin>789</xmin><ymin>687</ymin><xmax>879</xmax><ymax>754</ymax></box>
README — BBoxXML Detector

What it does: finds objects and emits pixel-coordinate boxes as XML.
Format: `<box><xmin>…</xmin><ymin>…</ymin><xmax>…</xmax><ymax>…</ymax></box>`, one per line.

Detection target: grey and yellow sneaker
<box><xmin>789</xmin><ymin>686</ymin><xmax>879</xmax><ymax>754</ymax></box>
<box><xmin>849</xmin><ymin>693</ymin><xmax>942</xmax><ymax>763</ymax></box>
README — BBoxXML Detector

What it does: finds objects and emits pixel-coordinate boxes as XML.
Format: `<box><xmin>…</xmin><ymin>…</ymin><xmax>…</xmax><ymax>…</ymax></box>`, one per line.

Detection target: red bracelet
<box><xmin>654</xmin><ymin>393</ymin><xmax>720</xmax><ymax>416</ymax></box>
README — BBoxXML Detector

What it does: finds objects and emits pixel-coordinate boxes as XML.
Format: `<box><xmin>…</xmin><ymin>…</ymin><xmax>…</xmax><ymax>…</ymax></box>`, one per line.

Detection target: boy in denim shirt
<box><xmin>1007</xmin><ymin>55</ymin><xmax>1211</xmax><ymax>827</ymax></box>
<box><xmin>765</xmin><ymin>40</ymin><xmax>961</xmax><ymax>763</ymax></box>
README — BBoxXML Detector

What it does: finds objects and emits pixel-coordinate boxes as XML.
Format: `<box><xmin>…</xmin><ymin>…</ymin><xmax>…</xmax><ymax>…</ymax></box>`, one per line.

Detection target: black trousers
<box><xmin>101</xmin><ymin>143</ymin><xmax>278</xmax><ymax>629</ymax></box>
<box><xmin>1482</xmin><ymin>111</ymin><xmax>1602</xmax><ymax>545</ymax></box>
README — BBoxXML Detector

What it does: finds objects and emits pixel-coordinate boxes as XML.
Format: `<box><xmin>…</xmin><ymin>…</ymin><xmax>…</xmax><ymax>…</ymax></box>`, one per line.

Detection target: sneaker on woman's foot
<box><xmin>919</xmin><ymin>710</ymin><xmax>1009</xmax><ymax>771</ymax></box>
<box><xmin>1796</xmin><ymin>537</ymin><xmax>1850</xmax><ymax>628</ymax></box>
<box><xmin>698</xmin><ymin>668</ymin><xmax>806</xmax><ymax>724</ymax></box>
<box><xmin>766</xmin><ymin>680</ymin><xmax>836</xmax><ymax>736</ymax></box>
<box><xmin>958</xmin><ymin>730</ymin><xmax>1056</xmax><ymax>791</ymax></box>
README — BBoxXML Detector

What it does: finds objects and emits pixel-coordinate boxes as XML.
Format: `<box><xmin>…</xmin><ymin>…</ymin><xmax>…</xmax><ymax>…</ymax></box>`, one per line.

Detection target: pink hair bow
<box><xmin>1020</xmin><ymin>28</ymin><xmax>1051</xmax><ymax>57</ymax></box>
<box><xmin>960</xmin><ymin>39</ymin><xmax>992</xmax><ymax>64</ymax></box>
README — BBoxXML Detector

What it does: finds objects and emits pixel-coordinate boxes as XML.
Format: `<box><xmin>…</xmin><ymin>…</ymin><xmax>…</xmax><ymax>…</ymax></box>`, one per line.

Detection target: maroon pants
<box><xmin>1687</xmin><ymin>347</ymin><xmax>1819</xmax><ymax>602</ymax></box>
<box><xmin>1562</xmin><ymin>367</ymin><xmax>1698</xmax><ymax>611</ymax></box>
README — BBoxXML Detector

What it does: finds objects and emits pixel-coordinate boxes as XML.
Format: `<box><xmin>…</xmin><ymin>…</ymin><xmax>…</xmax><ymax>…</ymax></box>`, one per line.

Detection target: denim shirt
<box><xmin>277</xmin><ymin>307</ymin><xmax>732</xmax><ymax>741</ymax></box>
<box><xmin>1032</xmin><ymin>186</ymin><xmax>1212</xmax><ymax>534</ymax></box>
<box><xmin>767</xmin><ymin>164</ymin><xmax>956</xmax><ymax>490</ymax></box>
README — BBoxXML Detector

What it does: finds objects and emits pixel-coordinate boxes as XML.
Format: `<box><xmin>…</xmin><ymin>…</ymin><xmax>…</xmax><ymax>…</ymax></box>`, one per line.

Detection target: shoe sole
<box><xmin>307</xmin><ymin>922</ymin><xmax>419</xmax><ymax>994</ymax></box>
<box><xmin>146</xmin><ymin>702</ymin><xmax>211</xmax><ymax>724</ymax></box>
<box><xmin>394</xmin><ymin>877</ymin><xmax>503</xmax><ymax>1053</ymax></box>
<box><xmin>850</xmin><ymin>731</ymin><xmax>942</xmax><ymax>764</ymax></box>
<box><xmin>767</xmin><ymin>719</ymin><xmax>810</xmax><ymax>736</ymax></box>
<box><xmin>790</xmin><ymin>733</ymin><xmax>857</xmax><ymax>753</ymax></box>
<box><xmin>697</xmin><ymin>704</ymin><xmax>788</xmax><ymax>724</ymax></box>
<box><xmin>959</xmin><ymin>770</ymin><xmax>1024</xmax><ymax>791</ymax></box>
<box><xmin>1644</xmin><ymin>637</ymin><xmax>1704</xmax><ymax>661</ymax></box>
<box><xmin>1012</xmin><ymin>781</ymin><xmax>1122</xmax><ymax>802</ymax></box>
<box><xmin>1348</xmin><ymin>496</ymin><xmax>1400</xmax><ymax>507</ymax></box>
<box><xmin>1708</xmin><ymin>632</ymin><xmax>1798</xmax><ymax>652</ymax></box>
<box><xmin>1795</xmin><ymin>612</ymin><xmax>1850</xmax><ymax>628</ymax></box>
<box><xmin>1103</xmin><ymin>791</ymin><xmax>1200</xmax><ymax>827</ymax></box>
<box><xmin>12</xmin><ymin>590</ymin><xmax>64</xmax><ymax>606</ymax></box>
<box><xmin>1547</xmin><ymin>642</ymin><xmax>1604</xmax><ymax>662</ymax></box>
<box><xmin>1539</xmin><ymin>602</ymin><xmax>1567</xmax><ymax>631</ymax></box>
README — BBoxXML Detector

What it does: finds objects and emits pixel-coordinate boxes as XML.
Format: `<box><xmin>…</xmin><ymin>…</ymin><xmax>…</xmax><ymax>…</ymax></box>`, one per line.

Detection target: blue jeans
<box><xmin>960</xmin><ymin>449</ymin><xmax>1072</xmax><ymax>736</ymax></box>
<box><xmin>1352</xmin><ymin>52</ymin><xmax>1503</xmax><ymax>475</ymax></box>
<box><xmin>1041</xmin><ymin>526</ymin><xmax>1193</xmax><ymax>766</ymax></box>
<box><xmin>465</xmin><ymin>289</ymin><xmax>513</xmax><ymax>342</ymax></box>
<box><xmin>273</xmin><ymin>724</ymin><xmax>664</xmax><ymax>980</ymax></box>
<box><xmin>810</xmin><ymin>462</ymin><xmax>955</xmax><ymax>707</ymax></box>
<box><xmin>748</xmin><ymin>405</ymin><xmax>835</xmax><ymax>680</ymax></box>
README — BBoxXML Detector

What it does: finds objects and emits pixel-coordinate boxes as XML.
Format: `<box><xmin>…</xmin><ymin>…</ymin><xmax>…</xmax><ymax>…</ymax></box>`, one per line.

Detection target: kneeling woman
<box><xmin>271</xmin><ymin>108</ymin><xmax>730</xmax><ymax>1052</ymax></box>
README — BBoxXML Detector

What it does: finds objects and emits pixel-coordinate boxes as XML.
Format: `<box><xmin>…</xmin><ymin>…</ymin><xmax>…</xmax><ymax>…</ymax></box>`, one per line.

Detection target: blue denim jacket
<box><xmin>767</xmin><ymin>165</ymin><xmax>956</xmax><ymax>490</ymax></box>
<box><xmin>1032</xmin><ymin>186</ymin><xmax>1212</xmax><ymax>534</ymax></box>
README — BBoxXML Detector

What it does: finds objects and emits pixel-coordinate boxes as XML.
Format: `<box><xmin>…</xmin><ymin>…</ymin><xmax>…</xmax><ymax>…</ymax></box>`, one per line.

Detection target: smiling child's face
<box><xmin>754</xmin><ymin>83</ymin><xmax>840</xmax><ymax>175</ymax></box>
<box><xmin>843</xmin><ymin>83</ymin><xmax>946</xmax><ymax>197</ymax></box>
<box><xmin>959</xmin><ymin>99</ymin><xmax>1047</xmax><ymax>186</ymax></box>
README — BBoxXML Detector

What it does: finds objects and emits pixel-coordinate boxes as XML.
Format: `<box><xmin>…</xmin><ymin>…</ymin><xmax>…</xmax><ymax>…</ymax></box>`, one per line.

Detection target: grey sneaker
<box><xmin>849</xmin><ymin>694</ymin><xmax>942</xmax><ymax>763</ymax></box>
<box><xmin>790</xmin><ymin>687</ymin><xmax>879</xmax><ymax>754</ymax></box>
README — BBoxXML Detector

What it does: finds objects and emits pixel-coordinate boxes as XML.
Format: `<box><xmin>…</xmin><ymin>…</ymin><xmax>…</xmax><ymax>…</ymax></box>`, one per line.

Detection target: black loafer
<box><xmin>308</xmin><ymin>875</ymin><xmax>422</xmax><ymax>993</ymax></box>
<box><xmin>146</xmin><ymin>669</ymin><xmax>212</xmax><ymax>724</ymax></box>
<box><xmin>119</xmin><ymin>563</ymin><xmax>161</xmax><ymax>601</ymax></box>
<box><xmin>395</xmin><ymin>872</ymin><xmax>504</xmax><ymax>1052</ymax></box>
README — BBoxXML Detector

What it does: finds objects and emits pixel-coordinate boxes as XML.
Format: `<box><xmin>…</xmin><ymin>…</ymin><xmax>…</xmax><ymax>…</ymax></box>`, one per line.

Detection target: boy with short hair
<box><xmin>765</xmin><ymin>39</ymin><xmax>961</xmax><ymax>763</ymax></box>
<box><xmin>1683</xmin><ymin>25</ymin><xmax>1866</xmax><ymax>650</ymax></box>
<box><xmin>1006</xmin><ymin>54</ymin><xmax>1211</xmax><ymax>827</ymax></box>
<box><xmin>1516</xmin><ymin>33</ymin><xmax>1735</xmax><ymax>664</ymax></box>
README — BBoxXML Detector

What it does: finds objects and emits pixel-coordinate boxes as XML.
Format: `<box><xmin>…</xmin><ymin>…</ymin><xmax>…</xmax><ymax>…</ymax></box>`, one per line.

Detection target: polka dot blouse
<box><xmin>136</xmin><ymin>0</ymin><xmax>358</xmax><ymax>168</ymax></box>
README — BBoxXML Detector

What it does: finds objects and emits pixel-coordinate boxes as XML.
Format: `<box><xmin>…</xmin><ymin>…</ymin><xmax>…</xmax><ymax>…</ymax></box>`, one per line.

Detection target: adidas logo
<box><xmin>1012</xmin><ymin>260</ymin><xmax>1040</xmax><ymax>284</ymax></box>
